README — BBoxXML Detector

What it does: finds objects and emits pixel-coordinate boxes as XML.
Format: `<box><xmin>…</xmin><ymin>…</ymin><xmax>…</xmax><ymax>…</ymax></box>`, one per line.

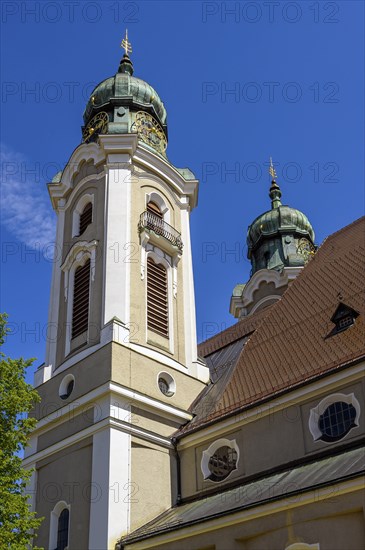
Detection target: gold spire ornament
<box><xmin>121</xmin><ymin>29</ymin><xmax>132</xmax><ymax>56</ymax></box>
<box><xmin>269</xmin><ymin>157</ymin><xmax>277</xmax><ymax>181</ymax></box>
<box><xmin>268</xmin><ymin>157</ymin><xmax>282</xmax><ymax>209</ymax></box>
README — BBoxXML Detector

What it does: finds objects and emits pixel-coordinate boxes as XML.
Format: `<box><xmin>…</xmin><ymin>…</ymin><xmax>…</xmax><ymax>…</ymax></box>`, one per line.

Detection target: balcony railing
<box><xmin>138</xmin><ymin>211</ymin><xmax>183</xmax><ymax>251</ymax></box>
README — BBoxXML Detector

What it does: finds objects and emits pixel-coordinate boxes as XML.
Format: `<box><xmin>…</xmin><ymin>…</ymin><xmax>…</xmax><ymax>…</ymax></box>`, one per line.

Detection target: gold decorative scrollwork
<box><xmin>82</xmin><ymin>112</ymin><xmax>109</xmax><ymax>143</ymax></box>
<box><xmin>132</xmin><ymin>111</ymin><xmax>167</xmax><ymax>154</ymax></box>
<box><xmin>297</xmin><ymin>237</ymin><xmax>315</xmax><ymax>263</ymax></box>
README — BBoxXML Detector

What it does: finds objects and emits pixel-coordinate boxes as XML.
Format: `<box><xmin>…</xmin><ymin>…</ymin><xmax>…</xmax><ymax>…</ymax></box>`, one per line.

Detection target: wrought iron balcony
<box><xmin>138</xmin><ymin>211</ymin><xmax>183</xmax><ymax>251</ymax></box>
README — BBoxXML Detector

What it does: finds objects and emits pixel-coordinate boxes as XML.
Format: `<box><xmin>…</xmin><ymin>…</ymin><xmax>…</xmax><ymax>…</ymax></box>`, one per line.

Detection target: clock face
<box><xmin>82</xmin><ymin>112</ymin><xmax>109</xmax><ymax>143</ymax></box>
<box><xmin>132</xmin><ymin>111</ymin><xmax>167</xmax><ymax>154</ymax></box>
<box><xmin>297</xmin><ymin>237</ymin><xmax>315</xmax><ymax>263</ymax></box>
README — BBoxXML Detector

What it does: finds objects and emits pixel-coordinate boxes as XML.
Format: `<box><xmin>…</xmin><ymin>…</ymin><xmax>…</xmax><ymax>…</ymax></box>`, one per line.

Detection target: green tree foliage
<box><xmin>0</xmin><ymin>313</ymin><xmax>43</xmax><ymax>549</ymax></box>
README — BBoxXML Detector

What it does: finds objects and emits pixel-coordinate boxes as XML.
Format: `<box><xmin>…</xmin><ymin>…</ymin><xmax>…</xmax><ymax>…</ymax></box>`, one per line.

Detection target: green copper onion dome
<box><xmin>82</xmin><ymin>35</ymin><xmax>168</xmax><ymax>149</ymax></box>
<box><xmin>83</xmin><ymin>54</ymin><xmax>167</xmax><ymax>128</ymax></box>
<box><xmin>247</xmin><ymin>178</ymin><xmax>315</xmax><ymax>274</ymax></box>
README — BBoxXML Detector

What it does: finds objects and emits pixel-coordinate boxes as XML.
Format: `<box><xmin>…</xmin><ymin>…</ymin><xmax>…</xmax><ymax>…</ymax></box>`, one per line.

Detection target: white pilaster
<box><xmin>180</xmin><ymin>205</ymin><xmax>199</xmax><ymax>376</ymax></box>
<box><xmin>44</xmin><ymin>200</ymin><xmax>66</xmax><ymax>378</ymax></box>
<box><xmin>88</xmin><ymin>427</ymin><xmax>131</xmax><ymax>549</ymax></box>
<box><xmin>103</xmin><ymin>155</ymin><xmax>132</xmax><ymax>330</ymax></box>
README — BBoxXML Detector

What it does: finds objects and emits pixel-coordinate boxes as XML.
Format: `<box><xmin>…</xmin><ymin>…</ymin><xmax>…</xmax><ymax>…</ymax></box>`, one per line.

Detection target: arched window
<box><xmin>79</xmin><ymin>202</ymin><xmax>92</xmax><ymax>235</ymax></box>
<box><xmin>147</xmin><ymin>257</ymin><xmax>168</xmax><ymax>337</ymax></box>
<box><xmin>57</xmin><ymin>508</ymin><xmax>69</xmax><ymax>550</ymax></box>
<box><xmin>49</xmin><ymin>501</ymin><xmax>70</xmax><ymax>550</ymax></box>
<box><xmin>146</xmin><ymin>201</ymin><xmax>164</xmax><ymax>237</ymax></box>
<box><xmin>71</xmin><ymin>193</ymin><xmax>94</xmax><ymax>238</ymax></box>
<box><xmin>72</xmin><ymin>258</ymin><xmax>90</xmax><ymax>339</ymax></box>
<box><xmin>147</xmin><ymin>201</ymin><xmax>163</xmax><ymax>219</ymax></box>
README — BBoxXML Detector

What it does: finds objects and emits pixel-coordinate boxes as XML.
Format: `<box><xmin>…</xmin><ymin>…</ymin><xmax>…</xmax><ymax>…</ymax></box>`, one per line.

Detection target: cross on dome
<box><xmin>121</xmin><ymin>29</ymin><xmax>132</xmax><ymax>56</ymax></box>
<box><xmin>269</xmin><ymin>157</ymin><xmax>277</xmax><ymax>181</ymax></box>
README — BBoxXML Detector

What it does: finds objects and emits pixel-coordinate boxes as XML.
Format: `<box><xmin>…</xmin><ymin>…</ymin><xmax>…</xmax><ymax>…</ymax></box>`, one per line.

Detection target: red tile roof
<box><xmin>185</xmin><ymin>217</ymin><xmax>365</xmax><ymax>433</ymax></box>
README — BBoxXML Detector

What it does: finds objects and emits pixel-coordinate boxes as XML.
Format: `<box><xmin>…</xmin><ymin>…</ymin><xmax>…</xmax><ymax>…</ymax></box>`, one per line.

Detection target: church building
<box><xmin>24</xmin><ymin>35</ymin><xmax>365</xmax><ymax>550</ymax></box>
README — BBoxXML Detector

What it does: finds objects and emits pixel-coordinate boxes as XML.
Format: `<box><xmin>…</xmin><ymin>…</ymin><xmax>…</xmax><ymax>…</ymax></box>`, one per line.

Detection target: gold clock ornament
<box><xmin>297</xmin><ymin>237</ymin><xmax>315</xmax><ymax>263</ymax></box>
<box><xmin>82</xmin><ymin>112</ymin><xmax>109</xmax><ymax>143</ymax></box>
<box><xmin>132</xmin><ymin>111</ymin><xmax>167</xmax><ymax>154</ymax></box>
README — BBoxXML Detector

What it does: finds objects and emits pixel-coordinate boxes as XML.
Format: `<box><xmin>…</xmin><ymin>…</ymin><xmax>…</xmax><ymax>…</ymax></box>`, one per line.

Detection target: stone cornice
<box><xmin>48</xmin><ymin>135</ymin><xmax>199</xmax><ymax>211</ymax></box>
<box><xmin>134</xmin><ymin>146</ymin><xmax>199</xmax><ymax>209</ymax></box>
<box><xmin>48</xmin><ymin>142</ymin><xmax>106</xmax><ymax>211</ymax></box>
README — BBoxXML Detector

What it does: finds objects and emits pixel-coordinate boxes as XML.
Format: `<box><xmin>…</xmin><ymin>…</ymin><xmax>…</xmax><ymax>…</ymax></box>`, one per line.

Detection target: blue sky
<box><xmin>1</xmin><ymin>1</ymin><xmax>364</xmax><ymax>385</ymax></box>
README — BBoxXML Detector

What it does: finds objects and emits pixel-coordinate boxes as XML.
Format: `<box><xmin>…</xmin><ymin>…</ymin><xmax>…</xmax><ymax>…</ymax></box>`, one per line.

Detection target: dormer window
<box><xmin>338</xmin><ymin>316</ymin><xmax>354</xmax><ymax>330</ymax></box>
<box><xmin>331</xmin><ymin>302</ymin><xmax>359</xmax><ymax>334</ymax></box>
<box><xmin>79</xmin><ymin>202</ymin><xmax>93</xmax><ymax>235</ymax></box>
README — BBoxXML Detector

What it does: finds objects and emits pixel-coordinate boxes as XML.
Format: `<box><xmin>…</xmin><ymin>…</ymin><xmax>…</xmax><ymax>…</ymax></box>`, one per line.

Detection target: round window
<box><xmin>208</xmin><ymin>445</ymin><xmax>238</xmax><ymax>482</ymax></box>
<box><xmin>319</xmin><ymin>401</ymin><xmax>357</xmax><ymax>442</ymax></box>
<box><xmin>157</xmin><ymin>372</ymin><xmax>175</xmax><ymax>397</ymax></box>
<box><xmin>158</xmin><ymin>377</ymin><xmax>170</xmax><ymax>395</ymax></box>
<box><xmin>59</xmin><ymin>374</ymin><xmax>75</xmax><ymax>400</ymax></box>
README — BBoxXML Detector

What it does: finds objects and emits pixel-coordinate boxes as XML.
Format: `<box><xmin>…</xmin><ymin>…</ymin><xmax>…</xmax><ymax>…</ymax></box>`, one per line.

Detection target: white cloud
<box><xmin>0</xmin><ymin>144</ymin><xmax>56</xmax><ymax>249</ymax></box>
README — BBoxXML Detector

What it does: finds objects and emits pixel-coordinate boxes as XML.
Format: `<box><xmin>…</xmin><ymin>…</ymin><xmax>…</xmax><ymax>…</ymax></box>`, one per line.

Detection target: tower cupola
<box><xmin>230</xmin><ymin>159</ymin><xmax>316</xmax><ymax>319</ymax></box>
<box><xmin>247</xmin><ymin>165</ymin><xmax>315</xmax><ymax>274</ymax></box>
<box><xmin>82</xmin><ymin>31</ymin><xmax>168</xmax><ymax>155</ymax></box>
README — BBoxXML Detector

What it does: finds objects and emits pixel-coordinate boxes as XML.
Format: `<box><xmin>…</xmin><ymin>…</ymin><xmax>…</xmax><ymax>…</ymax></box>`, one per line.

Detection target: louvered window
<box><xmin>72</xmin><ymin>259</ymin><xmax>90</xmax><ymax>339</ymax></box>
<box><xmin>56</xmin><ymin>508</ymin><xmax>69</xmax><ymax>550</ymax></box>
<box><xmin>147</xmin><ymin>257</ymin><xmax>168</xmax><ymax>337</ymax></box>
<box><xmin>79</xmin><ymin>202</ymin><xmax>92</xmax><ymax>235</ymax></box>
<box><xmin>147</xmin><ymin>201</ymin><xmax>163</xmax><ymax>219</ymax></box>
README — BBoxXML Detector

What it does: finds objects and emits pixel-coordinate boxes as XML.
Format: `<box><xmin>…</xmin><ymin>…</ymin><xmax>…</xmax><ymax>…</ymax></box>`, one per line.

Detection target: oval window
<box><xmin>208</xmin><ymin>446</ymin><xmax>238</xmax><ymax>482</ymax></box>
<box><xmin>319</xmin><ymin>401</ymin><xmax>357</xmax><ymax>442</ymax></box>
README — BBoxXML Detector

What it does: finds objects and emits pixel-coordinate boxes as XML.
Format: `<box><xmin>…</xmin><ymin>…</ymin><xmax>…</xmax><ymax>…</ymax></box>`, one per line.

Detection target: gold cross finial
<box><xmin>121</xmin><ymin>29</ymin><xmax>132</xmax><ymax>56</ymax></box>
<box><xmin>269</xmin><ymin>157</ymin><xmax>277</xmax><ymax>180</ymax></box>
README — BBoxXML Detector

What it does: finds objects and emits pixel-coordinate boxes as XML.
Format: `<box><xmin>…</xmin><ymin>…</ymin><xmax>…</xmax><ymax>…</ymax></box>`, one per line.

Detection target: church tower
<box><xmin>24</xmin><ymin>34</ymin><xmax>209</xmax><ymax>550</ymax></box>
<box><xmin>230</xmin><ymin>160</ymin><xmax>316</xmax><ymax>318</ymax></box>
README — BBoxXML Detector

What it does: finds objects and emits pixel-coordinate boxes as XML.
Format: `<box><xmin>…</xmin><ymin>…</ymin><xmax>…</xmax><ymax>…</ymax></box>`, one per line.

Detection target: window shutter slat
<box><xmin>147</xmin><ymin>301</ymin><xmax>168</xmax><ymax>317</ymax></box>
<box><xmin>147</xmin><ymin>285</ymin><xmax>168</xmax><ymax>300</ymax></box>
